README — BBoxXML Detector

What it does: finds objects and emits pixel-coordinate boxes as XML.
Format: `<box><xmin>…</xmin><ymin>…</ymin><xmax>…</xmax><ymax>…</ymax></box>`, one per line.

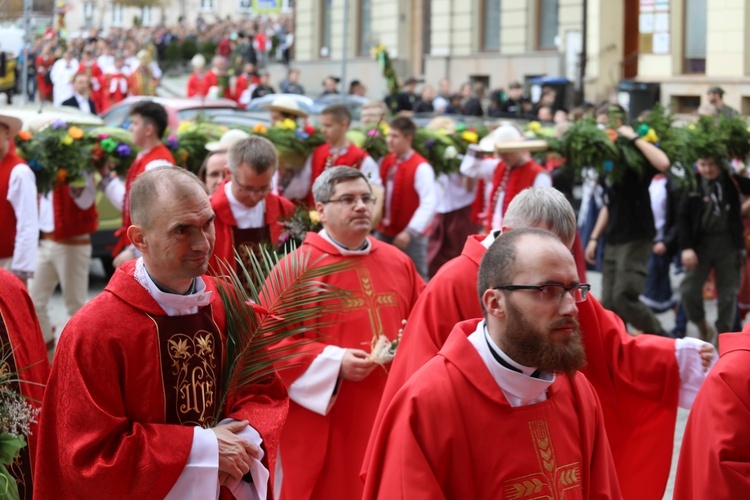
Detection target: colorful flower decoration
<box><xmin>17</xmin><ymin>131</ymin><xmax>32</xmax><ymax>141</ymax></box>
<box><xmin>100</xmin><ymin>138</ymin><xmax>118</xmax><ymax>153</ymax></box>
<box><xmin>443</xmin><ymin>146</ymin><xmax>458</xmax><ymax>160</ymax></box>
<box><xmin>528</xmin><ymin>121</ymin><xmax>543</xmax><ymax>133</ymax></box>
<box><xmin>252</xmin><ymin>123</ymin><xmax>268</xmax><ymax>134</ymax></box>
<box><xmin>116</xmin><ymin>144</ymin><xmax>132</xmax><ymax>157</ymax></box>
<box><xmin>379</xmin><ymin>123</ymin><xmax>391</xmax><ymax>136</ymax></box>
<box><xmin>51</xmin><ymin>120</ymin><xmax>66</xmax><ymax>130</ymax></box>
<box><xmin>605</xmin><ymin>129</ymin><xmax>619</xmax><ymax>142</ymax></box>
<box><xmin>279</xmin><ymin>118</ymin><xmax>297</xmax><ymax>131</ymax></box>
<box><xmin>309</xmin><ymin>210</ymin><xmax>321</xmax><ymax>225</ymax></box>
<box><xmin>67</xmin><ymin>126</ymin><xmax>84</xmax><ymax>140</ymax></box>
<box><xmin>367</xmin><ymin>129</ymin><xmax>381</xmax><ymax>137</ymax></box>
<box><xmin>61</xmin><ymin>135</ymin><xmax>74</xmax><ymax>146</ymax></box>
<box><xmin>461</xmin><ymin>131</ymin><xmax>479</xmax><ymax>144</ymax></box>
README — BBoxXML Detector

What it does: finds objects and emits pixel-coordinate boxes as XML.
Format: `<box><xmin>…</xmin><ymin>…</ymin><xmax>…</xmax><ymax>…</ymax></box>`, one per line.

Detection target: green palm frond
<box><xmin>212</xmin><ymin>244</ymin><xmax>355</xmax><ymax>421</ymax></box>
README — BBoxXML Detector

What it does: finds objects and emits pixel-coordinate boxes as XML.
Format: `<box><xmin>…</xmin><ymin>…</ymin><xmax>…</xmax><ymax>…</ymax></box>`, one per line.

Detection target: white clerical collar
<box><xmin>468</xmin><ymin>320</ymin><xmax>554</xmax><ymax>407</ymax></box>
<box><xmin>134</xmin><ymin>258</ymin><xmax>212</xmax><ymax>316</ymax></box>
<box><xmin>481</xmin><ymin>229</ymin><xmax>503</xmax><ymax>249</ymax></box>
<box><xmin>318</xmin><ymin>228</ymin><xmax>371</xmax><ymax>255</ymax></box>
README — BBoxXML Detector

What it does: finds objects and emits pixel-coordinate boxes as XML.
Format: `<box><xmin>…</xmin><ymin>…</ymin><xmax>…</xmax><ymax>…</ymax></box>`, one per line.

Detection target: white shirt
<box><xmin>434</xmin><ymin>172</ymin><xmax>477</xmax><ymax>214</ymax></box>
<box><xmin>133</xmin><ymin>258</ymin><xmax>267</xmax><ymax>500</ymax></box>
<box><xmin>649</xmin><ymin>176</ymin><xmax>668</xmax><ymax>242</ymax></box>
<box><xmin>38</xmin><ymin>173</ymin><xmax>96</xmax><ymax>233</ymax></box>
<box><xmin>382</xmin><ymin>151</ymin><xmax>437</xmax><ymax>235</ymax></box>
<box><xmin>281</xmin><ymin>145</ymin><xmax>383</xmax><ymax>201</ymax></box>
<box><xmin>6</xmin><ymin>161</ymin><xmax>38</xmax><ymax>275</ymax></box>
<box><xmin>459</xmin><ymin>154</ymin><xmax>551</xmax><ymax>228</ymax></box>
<box><xmin>468</xmin><ymin>320</ymin><xmax>554</xmax><ymax>407</ymax></box>
<box><xmin>73</xmin><ymin>93</ymin><xmax>92</xmax><ymax>115</ymax></box>
<box><xmin>97</xmin><ymin>54</ymin><xmax>114</xmax><ymax>73</ymax></box>
<box><xmin>50</xmin><ymin>58</ymin><xmax>79</xmax><ymax>107</ymax></box>
<box><xmin>225</xmin><ymin>182</ymin><xmax>266</xmax><ymax>229</ymax></box>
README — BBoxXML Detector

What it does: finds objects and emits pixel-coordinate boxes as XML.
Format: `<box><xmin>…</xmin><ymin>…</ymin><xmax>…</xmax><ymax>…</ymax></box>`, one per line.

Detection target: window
<box><xmin>683</xmin><ymin>0</ymin><xmax>706</xmax><ymax>73</ymax></box>
<box><xmin>201</xmin><ymin>0</ymin><xmax>215</xmax><ymax>13</ymax></box>
<box><xmin>482</xmin><ymin>0</ymin><xmax>501</xmax><ymax>51</ymax></box>
<box><xmin>537</xmin><ymin>0</ymin><xmax>558</xmax><ymax>49</ymax></box>
<box><xmin>320</xmin><ymin>0</ymin><xmax>333</xmax><ymax>58</ymax></box>
<box><xmin>358</xmin><ymin>0</ymin><xmax>372</xmax><ymax>56</ymax></box>
<box><xmin>111</xmin><ymin>4</ymin><xmax>123</xmax><ymax>26</ymax></box>
<box><xmin>143</xmin><ymin>7</ymin><xmax>153</xmax><ymax>26</ymax></box>
<box><xmin>83</xmin><ymin>1</ymin><xmax>94</xmax><ymax>25</ymax></box>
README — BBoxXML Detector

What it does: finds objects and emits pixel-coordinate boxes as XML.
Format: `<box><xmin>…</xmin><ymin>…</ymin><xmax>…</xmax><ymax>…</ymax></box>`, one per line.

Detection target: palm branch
<box><xmin>212</xmin><ymin>244</ymin><xmax>356</xmax><ymax>422</ymax></box>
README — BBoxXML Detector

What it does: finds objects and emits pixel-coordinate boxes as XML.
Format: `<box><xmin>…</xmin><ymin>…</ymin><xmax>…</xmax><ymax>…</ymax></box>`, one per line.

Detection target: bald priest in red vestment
<box><xmin>34</xmin><ymin>167</ymin><xmax>287</xmax><ymax>499</ymax></box>
<box><xmin>365</xmin><ymin>187</ymin><xmax>716</xmax><ymax>500</ymax></box>
<box><xmin>364</xmin><ymin>228</ymin><xmax>621</xmax><ymax>498</ymax></box>
<box><xmin>0</xmin><ymin>269</ymin><xmax>51</xmax><ymax>500</ymax></box>
<box><xmin>272</xmin><ymin>166</ymin><xmax>424</xmax><ymax>499</ymax></box>
<box><xmin>674</xmin><ymin>324</ymin><xmax>750</xmax><ymax>499</ymax></box>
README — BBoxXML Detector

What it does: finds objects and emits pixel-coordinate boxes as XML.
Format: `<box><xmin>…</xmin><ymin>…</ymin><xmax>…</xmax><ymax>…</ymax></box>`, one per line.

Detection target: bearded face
<box><xmin>502</xmin><ymin>295</ymin><xmax>587</xmax><ymax>376</ymax></box>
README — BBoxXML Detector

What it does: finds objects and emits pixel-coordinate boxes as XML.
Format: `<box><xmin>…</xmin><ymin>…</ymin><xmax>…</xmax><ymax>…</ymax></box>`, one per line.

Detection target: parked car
<box><xmin>100</xmin><ymin>96</ymin><xmax>239</xmax><ymax>132</ymax></box>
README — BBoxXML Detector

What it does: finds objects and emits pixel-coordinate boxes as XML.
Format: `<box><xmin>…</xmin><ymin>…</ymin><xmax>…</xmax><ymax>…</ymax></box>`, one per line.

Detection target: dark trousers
<box><xmin>601</xmin><ymin>238</ymin><xmax>663</xmax><ymax>334</ymax></box>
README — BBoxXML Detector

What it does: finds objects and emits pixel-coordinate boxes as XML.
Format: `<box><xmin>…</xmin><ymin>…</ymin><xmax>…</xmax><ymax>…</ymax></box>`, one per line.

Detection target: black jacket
<box><xmin>678</xmin><ymin>171</ymin><xmax>750</xmax><ymax>251</ymax></box>
<box><xmin>61</xmin><ymin>95</ymin><xmax>98</xmax><ymax>115</ymax></box>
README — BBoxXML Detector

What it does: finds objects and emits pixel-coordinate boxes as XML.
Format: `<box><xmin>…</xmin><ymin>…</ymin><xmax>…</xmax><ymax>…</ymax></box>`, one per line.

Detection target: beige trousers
<box><xmin>28</xmin><ymin>239</ymin><xmax>92</xmax><ymax>344</ymax></box>
<box><xmin>0</xmin><ymin>257</ymin><xmax>11</xmax><ymax>270</ymax></box>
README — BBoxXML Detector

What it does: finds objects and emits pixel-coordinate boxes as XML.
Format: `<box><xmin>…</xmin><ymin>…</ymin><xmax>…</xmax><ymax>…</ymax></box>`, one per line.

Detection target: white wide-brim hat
<box><xmin>478</xmin><ymin>123</ymin><xmax>523</xmax><ymax>152</ymax></box>
<box><xmin>205</xmin><ymin>129</ymin><xmax>251</xmax><ymax>152</ymax></box>
<box><xmin>261</xmin><ymin>96</ymin><xmax>309</xmax><ymax>118</ymax></box>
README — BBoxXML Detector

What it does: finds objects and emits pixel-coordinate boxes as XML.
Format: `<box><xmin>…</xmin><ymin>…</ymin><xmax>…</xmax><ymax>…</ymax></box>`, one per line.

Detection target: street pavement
<box><xmin>44</xmin><ymin>258</ymin><xmax>707</xmax><ymax>498</ymax></box>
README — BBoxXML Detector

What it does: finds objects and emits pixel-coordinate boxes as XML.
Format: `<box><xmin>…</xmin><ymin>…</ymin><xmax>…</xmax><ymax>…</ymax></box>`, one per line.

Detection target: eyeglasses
<box><xmin>493</xmin><ymin>283</ymin><xmax>591</xmax><ymax>303</ymax></box>
<box><xmin>321</xmin><ymin>194</ymin><xmax>377</xmax><ymax>207</ymax></box>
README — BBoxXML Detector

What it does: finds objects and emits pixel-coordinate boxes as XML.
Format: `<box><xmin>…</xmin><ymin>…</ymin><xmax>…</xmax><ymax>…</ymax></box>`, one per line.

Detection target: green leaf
<box><xmin>0</xmin><ymin>435</ymin><xmax>25</xmax><ymax>465</ymax></box>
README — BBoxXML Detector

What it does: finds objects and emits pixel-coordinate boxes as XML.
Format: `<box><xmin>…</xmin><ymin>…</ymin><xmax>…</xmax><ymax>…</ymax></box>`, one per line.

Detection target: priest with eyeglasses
<box><xmin>364</xmin><ymin>227</ymin><xmax>621</xmax><ymax>498</ymax></box>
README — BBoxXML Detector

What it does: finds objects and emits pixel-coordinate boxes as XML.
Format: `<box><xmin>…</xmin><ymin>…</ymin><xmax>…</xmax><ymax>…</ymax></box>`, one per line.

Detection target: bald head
<box><xmin>130</xmin><ymin>166</ymin><xmax>208</xmax><ymax>229</ymax></box>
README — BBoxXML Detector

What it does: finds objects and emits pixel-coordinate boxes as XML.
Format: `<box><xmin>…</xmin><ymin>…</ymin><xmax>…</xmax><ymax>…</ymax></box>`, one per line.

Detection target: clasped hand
<box><xmin>211</xmin><ymin>420</ymin><xmax>261</xmax><ymax>486</ymax></box>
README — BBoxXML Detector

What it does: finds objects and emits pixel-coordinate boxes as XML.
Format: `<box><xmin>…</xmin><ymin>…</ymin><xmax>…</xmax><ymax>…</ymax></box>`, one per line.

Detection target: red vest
<box><xmin>378</xmin><ymin>151</ymin><xmax>426</xmax><ymax>237</ymax></box>
<box><xmin>484</xmin><ymin>159</ymin><xmax>546</xmax><ymax>232</ymax></box>
<box><xmin>113</xmin><ymin>145</ymin><xmax>175</xmax><ymax>255</ymax></box>
<box><xmin>209</xmin><ymin>183</ymin><xmax>296</xmax><ymax>275</ymax></box>
<box><xmin>305</xmin><ymin>143</ymin><xmax>370</xmax><ymax>207</ymax></box>
<box><xmin>0</xmin><ymin>151</ymin><xmax>25</xmax><ymax>259</ymax></box>
<box><xmin>53</xmin><ymin>184</ymin><xmax>98</xmax><ymax>241</ymax></box>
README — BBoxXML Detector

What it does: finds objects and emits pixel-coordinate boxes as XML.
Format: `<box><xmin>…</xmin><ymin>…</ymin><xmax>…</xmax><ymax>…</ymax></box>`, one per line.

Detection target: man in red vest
<box><xmin>280</xmin><ymin>103</ymin><xmax>382</xmax><ymax>209</ymax></box>
<box><xmin>29</xmin><ymin>171</ymin><xmax>97</xmax><ymax>348</ymax></box>
<box><xmin>461</xmin><ymin>123</ymin><xmax>551</xmax><ymax>233</ymax></box>
<box><xmin>0</xmin><ymin>114</ymin><xmax>38</xmax><ymax>286</ymax></box>
<box><xmin>210</xmin><ymin>136</ymin><xmax>295</xmax><ymax>280</ymax></box>
<box><xmin>375</xmin><ymin>116</ymin><xmax>437</xmax><ymax>280</ymax></box>
<box><xmin>99</xmin><ymin>101</ymin><xmax>175</xmax><ymax>267</ymax></box>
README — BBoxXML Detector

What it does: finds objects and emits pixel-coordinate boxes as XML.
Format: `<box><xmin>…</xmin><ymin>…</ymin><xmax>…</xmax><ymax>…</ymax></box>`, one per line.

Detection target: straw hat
<box><xmin>478</xmin><ymin>123</ymin><xmax>548</xmax><ymax>153</ymax></box>
<box><xmin>261</xmin><ymin>96</ymin><xmax>309</xmax><ymax>118</ymax></box>
<box><xmin>0</xmin><ymin>114</ymin><xmax>22</xmax><ymax>137</ymax></box>
<box><xmin>205</xmin><ymin>129</ymin><xmax>251</xmax><ymax>152</ymax></box>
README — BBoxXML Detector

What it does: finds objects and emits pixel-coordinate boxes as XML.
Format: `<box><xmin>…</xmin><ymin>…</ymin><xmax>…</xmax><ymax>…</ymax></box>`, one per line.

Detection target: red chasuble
<box><xmin>674</xmin><ymin>328</ymin><xmax>750</xmax><ymax>499</ymax></box>
<box><xmin>273</xmin><ymin>233</ymin><xmax>424</xmax><ymax>500</ymax></box>
<box><xmin>33</xmin><ymin>261</ymin><xmax>288</xmax><ymax>499</ymax></box>
<box><xmin>0</xmin><ymin>269</ymin><xmax>51</xmax><ymax>500</ymax></box>
<box><xmin>365</xmin><ymin>234</ymin><xmax>681</xmax><ymax>500</ymax></box>
<box><xmin>363</xmin><ymin>320</ymin><xmax>621</xmax><ymax>499</ymax></box>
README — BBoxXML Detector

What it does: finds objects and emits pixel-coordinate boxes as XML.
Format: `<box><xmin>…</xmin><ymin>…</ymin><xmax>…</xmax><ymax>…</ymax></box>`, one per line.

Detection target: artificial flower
<box><xmin>304</xmin><ymin>125</ymin><xmax>317</xmax><ymax>135</ymax></box>
<box><xmin>443</xmin><ymin>146</ymin><xmax>458</xmax><ymax>160</ymax></box>
<box><xmin>253</xmin><ymin>123</ymin><xmax>268</xmax><ymax>134</ymax></box>
<box><xmin>51</xmin><ymin>120</ymin><xmax>66</xmax><ymax>130</ymax></box>
<box><xmin>61</xmin><ymin>135</ymin><xmax>74</xmax><ymax>146</ymax></box>
<box><xmin>309</xmin><ymin>210</ymin><xmax>321</xmax><ymax>225</ymax></box>
<box><xmin>461</xmin><ymin>131</ymin><xmax>479</xmax><ymax>143</ymax></box>
<box><xmin>379</xmin><ymin>123</ymin><xmax>390</xmax><ymax>135</ymax></box>
<box><xmin>643</xmin><ymin>129</ymin><xmax>659</xmax><ymax>143</ymax></box>
<box><xmin>17</xmin><ymin>131</ymin><xmax>32</xmax><ymax>141</ymax></box>
<box><xmin>605</xmin><ymin>129</ymin><xmax>618</xmax><ymax>142</ymax></box>
<box><xmin>177</xmin><ymin>121</ymin><xmax>192</xmax><ymax>133</ymax></box>
<box><xmin>367</xmin><ymin>129</ymin><xmax>381</xmax><ymax>137</ymax></box>
<box><xmin>528</xmin><ymin>121</ymin><xmax>542</xmax><ymax>133</ymax></box>
<box><xmin>67</xmin><ymin>126</ymin><xmax>84</xmax><ymax>140</ymax></box>
<box><xmin>100</xmin><ymin>138</ymin><xmax>117</xmax><ymax>153</ymax></box>
<box><xmin>279</xmin><ymin>118</ymin><xmax>297</xmax><ymax>131</ymax></box>
<box><xmin>56</xmin><ymin>168</ymin><xmax>68</xmax><ymax>183</ymax></box>
<box><xmin>115</xmin><ymin>143</ymin><xmax>132</xmax><ymax>157</ymax></box>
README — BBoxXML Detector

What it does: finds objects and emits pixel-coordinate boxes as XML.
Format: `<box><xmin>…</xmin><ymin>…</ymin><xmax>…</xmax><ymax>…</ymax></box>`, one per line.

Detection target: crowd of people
<box><xmin>1</xmin><ymin>15</ymin><xmax>750</xmax><ymax>494</ymax></box>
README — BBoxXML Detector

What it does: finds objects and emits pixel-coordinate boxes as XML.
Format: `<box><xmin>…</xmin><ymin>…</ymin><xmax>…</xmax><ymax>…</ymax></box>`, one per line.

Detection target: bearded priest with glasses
<box><xmin>364</xmin><ymin>187</ymin><xmax>716</xmax><ymax>500</ymax></box>
<box><xmin>364</xmin><ymin>227</ymin><xmax>621</xmax><ymax>498</ymax></box>
<box><xmin>270</xmin><ymin>166</ymin><xmax>425</xmax><ymax>500</ymax></box>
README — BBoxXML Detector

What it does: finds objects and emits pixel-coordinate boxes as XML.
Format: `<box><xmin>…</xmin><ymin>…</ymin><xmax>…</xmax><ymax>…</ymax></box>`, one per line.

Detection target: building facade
<box><xmin>294</xmin><ymin>0</ymin><xmax>750</xmax><ymax>113</ymax></box>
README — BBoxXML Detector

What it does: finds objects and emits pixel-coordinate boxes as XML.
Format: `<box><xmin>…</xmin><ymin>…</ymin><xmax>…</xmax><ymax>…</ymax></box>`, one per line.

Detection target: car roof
<box><xmin>116</xmin><ymin>96</ymin><xmax>238</xmax><ymax>110</ymax></box>
<box><xmin>3</xmin><ymin>106</ymin><xmax>105</xmax><ymax>129</ymax></box>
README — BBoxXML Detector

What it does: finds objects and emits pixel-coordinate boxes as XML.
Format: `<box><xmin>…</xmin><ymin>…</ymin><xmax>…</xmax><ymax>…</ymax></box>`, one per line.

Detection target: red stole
<box><xmin>0</xmin><ymin>270</ymin><xmax>51</xmax><ymax>500</ymax></box>
<box><xmin>305</xmin><ymin>143</ymin><xmax>369</xmax><ymax>207</ymax></box>
<box><xmin>485</xmin><ymin>159</ymin><xmax>545</xmax><ymax>232</ymax></box>
<box><xmin>209</xmin><ymin>184</ymin><xmax>296</xmax><ymax>275</ymax></box>
<box><xmin>113</xmin><ymin>145</ymin><xmax>175</xmax><ymax>255</ymax></box>
<box><xmin>274</xmin><ymin>233</ymin><xmax>424</xmax><ymax>500</ymax></box>
<box><xmin>0</xmin><ymin>151</ymin><xmax>24</xmax><ymax>259</ymax></box>
<box><xmin>52</xmin><ymin>184</ymin><xmax>98</xmax><ymax>240</ymax></box>
<box><xmin>378</xmin><ymin>152</ymin><xmax>426</xmax><ymax>237</ymax></box>
<box><xmin>151</xmin><ymin>307</ymin><xmax>223</xmax><ymax>427</ymax></box>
